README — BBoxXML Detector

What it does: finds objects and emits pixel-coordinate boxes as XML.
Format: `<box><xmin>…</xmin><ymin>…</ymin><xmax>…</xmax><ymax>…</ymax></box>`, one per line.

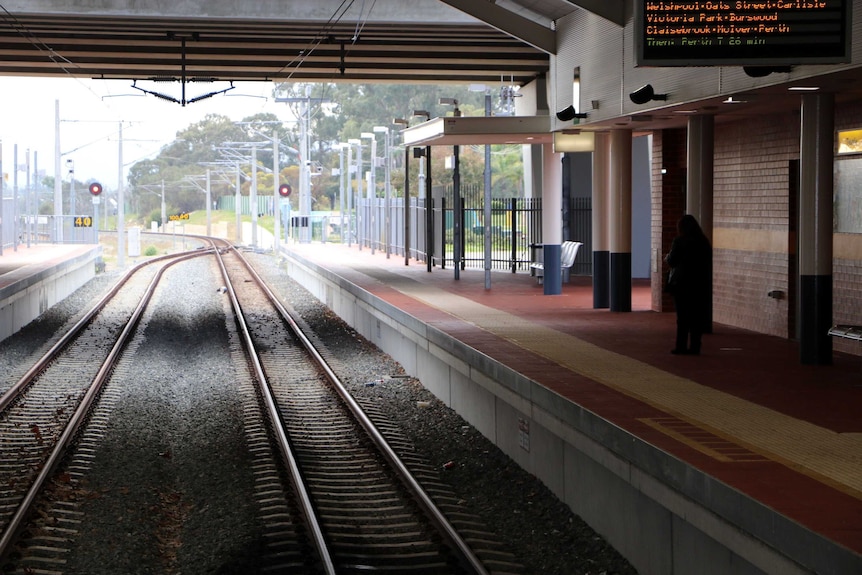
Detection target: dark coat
<box><xmin>666</xmin><ymin>234</ymin><xmax>711</xmax><ymax>294</ymax></box>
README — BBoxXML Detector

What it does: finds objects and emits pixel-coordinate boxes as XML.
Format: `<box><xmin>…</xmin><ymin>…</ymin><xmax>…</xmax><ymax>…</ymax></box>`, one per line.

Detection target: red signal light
<box><xmin>278</xmin><ymin>183</ymin><xmax>292</xmax><ymax>197</ymax></box>
<box><xmin>89</xmin><ymin>182</ymin><xmax>103</xmax><ymax>196</ymax></box>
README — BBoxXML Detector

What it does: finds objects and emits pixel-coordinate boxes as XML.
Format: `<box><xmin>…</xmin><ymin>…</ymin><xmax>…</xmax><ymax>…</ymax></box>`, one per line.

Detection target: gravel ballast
<box><xmin>1</xmin><ymin>249</ymin><xmax>637</xmax><ymax>575</ymax></box>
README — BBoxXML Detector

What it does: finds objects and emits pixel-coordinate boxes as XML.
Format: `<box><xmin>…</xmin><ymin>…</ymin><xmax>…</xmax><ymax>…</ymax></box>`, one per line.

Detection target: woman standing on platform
<box><xmin>665</xmin><ymin>214</ymin><xmax>712</xmax><ymax>355</ymax></box>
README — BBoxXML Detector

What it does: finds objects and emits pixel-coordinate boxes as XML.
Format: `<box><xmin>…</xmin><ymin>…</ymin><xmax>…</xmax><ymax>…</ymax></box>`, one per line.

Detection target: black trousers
<box><xmin>673</xmin><ymin>291</ymin><xmax>705</xmax><ymax>352</ymax></box>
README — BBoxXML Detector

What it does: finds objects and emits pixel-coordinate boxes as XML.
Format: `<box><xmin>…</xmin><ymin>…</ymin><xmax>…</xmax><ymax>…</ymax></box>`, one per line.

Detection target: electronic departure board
<box><xmin>635</xmin><ymin>1</ymin><xmax>851</xmax><ymax>66</ymax></box>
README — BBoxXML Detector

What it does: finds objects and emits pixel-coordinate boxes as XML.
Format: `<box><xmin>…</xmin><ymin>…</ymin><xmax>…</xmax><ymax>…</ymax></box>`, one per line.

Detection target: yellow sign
<box><xmin>169</xmin><ymin>212</ymin><xmax>190</xmax><ymax>221</ymax></box>
<box><xmin>73</xmin><ymin>216</ymin><xmax>93</xmax><ymax>228</ymax></box>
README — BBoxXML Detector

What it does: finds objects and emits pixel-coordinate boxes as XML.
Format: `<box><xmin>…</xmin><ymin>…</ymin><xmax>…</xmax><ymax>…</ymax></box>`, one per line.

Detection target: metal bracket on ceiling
<box><xmin>129</xmin><ymin>32</ymin><xmax>235</xmax><ymax>106</ymax></box>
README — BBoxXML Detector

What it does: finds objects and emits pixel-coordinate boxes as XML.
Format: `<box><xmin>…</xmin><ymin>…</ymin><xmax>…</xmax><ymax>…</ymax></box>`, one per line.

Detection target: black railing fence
<box><xmin>338</xmin><ymin>187</ymin><xmax>593</xmax><ymax>276</ymax></box>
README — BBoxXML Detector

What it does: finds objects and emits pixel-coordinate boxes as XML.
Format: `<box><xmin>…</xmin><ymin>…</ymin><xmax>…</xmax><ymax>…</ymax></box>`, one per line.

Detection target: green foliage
<box><xmin>143</xmin><ymin>245</ymin><xmax>158</xmax><ymax>256</ymax></box>
<box><xmin>146</xmin><ymin>209</ymin><xmax>162</xmax><ymax>226</ymax></box>
<box><xmin>126</xmin><ymin>83</ymin><xmax>525</xmax><ymax>223</ymax></box>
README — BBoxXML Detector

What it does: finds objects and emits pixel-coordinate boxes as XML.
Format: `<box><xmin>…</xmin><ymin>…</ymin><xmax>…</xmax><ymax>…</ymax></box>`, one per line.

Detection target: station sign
<box><xmin>635</xmin><ymin>0</ymin><xmax>851</xmax><ymax>66</ymax></box>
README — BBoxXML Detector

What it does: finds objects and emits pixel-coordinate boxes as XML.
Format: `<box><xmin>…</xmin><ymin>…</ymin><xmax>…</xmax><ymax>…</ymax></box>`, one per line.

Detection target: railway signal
<box><xmin>88</xmin><ymin>182</ymin><xmax>103</xmax><ymax>196</ymax></box>
<box><xmin>278</xmin><ymin>183</ymin><xmax>292</xmax><ymax>197</ymax></box>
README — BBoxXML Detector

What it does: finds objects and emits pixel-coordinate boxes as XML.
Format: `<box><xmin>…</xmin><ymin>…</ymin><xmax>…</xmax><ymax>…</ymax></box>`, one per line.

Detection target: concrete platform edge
<box><xmin>281</xmin><ymin>248</ymin><xmax>860</xmax><ymax>575</ymax></box>
<box><xmin>0</xmin><ymin>246</ymin><xmax>101</xmax><ymax>342</ymax></box>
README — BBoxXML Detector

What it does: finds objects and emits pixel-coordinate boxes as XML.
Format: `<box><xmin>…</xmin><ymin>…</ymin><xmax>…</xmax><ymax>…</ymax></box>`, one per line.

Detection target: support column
<box><xmin>542</xmin><ymin>143</ymin><xmax>563</xmax><ymax>295</ymax></box>
<box><xmin>687</xmin><ymin>114</ymin><xmax>714</xmax><ymax>331</ymax></box>
<box><xmin>609</xmin><ymin>129</ymin><xmax>632</xmax><ymax>312</ymax></box>
<box><xmin>592</xmin><ymin>132</ymin><xmax>611</xmax><ymax>308</ymax></box>
<box><xmin>799</xmin><ymin>93</ymin><xmax>834</xmax><ymax>365</ymax></box>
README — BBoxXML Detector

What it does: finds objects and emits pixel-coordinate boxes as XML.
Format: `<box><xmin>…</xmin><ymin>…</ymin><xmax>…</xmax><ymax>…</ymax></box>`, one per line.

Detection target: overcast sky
<box><xmin>0</xmin><ymin>76</ymin><xmax>290</xmax><ymax>192</ymax></box>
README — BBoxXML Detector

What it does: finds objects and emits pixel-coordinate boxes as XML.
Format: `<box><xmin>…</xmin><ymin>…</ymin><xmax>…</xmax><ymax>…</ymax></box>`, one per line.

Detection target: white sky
<box><xmin>0</xmin><ymin>76</ymin><xmax>290</xmax><ymax>192</ymax></box>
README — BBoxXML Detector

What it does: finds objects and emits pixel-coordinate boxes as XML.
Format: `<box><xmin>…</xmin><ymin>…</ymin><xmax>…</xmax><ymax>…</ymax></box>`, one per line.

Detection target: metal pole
<box><xmin>68</xmin><ymin>159</ymin><xmax>74</xmax><ymax>242</ymax></box>
<box><xmin>54</xmin><ymin>100</ymin><xmax>63</xmax><ymax>244</ymax></box>
<box><xmin>384</xmin><ymin>130</ymin><xmax>391</xmax><ymax>258</ymax></box>
<box><xmin>273</xmin><ymin>130</ymin><xmax>280</xmax><ymax>251</ymax></box>
<box><xmin>161</xmin><ymin>179</ymin><xmax>166</xmax><ymax>231</ymax></box>
<box><xmin>25</xmin><ymin>149</ymin><xmax>31</xmax><ymax>248</ymax></box>
<box><xmin>33</xmin><ymin>151</ymin><xmax>39</xmax><ymax>245</ymax></box>
<box><xmin>251</xmin><ymin>145</ymin><xmax>258</xmax><ymax>248</ymax></box>
<box><xmin>339</xmin><ymin>144</ymin><xmax>346</xmax><ymax>244</ymax></box>
<box><xmin>404</xmin><ymin>142</ymin><xmax>410</xmax><ymax>265</ymax></box>
<box><xmin>484</xmin><ymin>91</ymin><xmax>492</xmax><ymax>289</ymax></box>
<box><xmin>117</xmin><ymin>122</ymin><xmax>125</xmax><ymax>268</ymax></box>
<box><xmin>370</xmin><ymin>136</ymin><xmax>377</xmax><ymax>255</ymax></box>
<box><xmin>425</xmin><ymin>146</ymin><xmax>432</xmax><ymax>272</ymax></box>
<box><xmin>453</xmin><ymin>144</ymin><xmax>461</xmax><ymax>280</ymax></box>
<box><xmin>346</xmin><ymin>143</ymin><xmax>353</xmax><ymax>247</ymax></box>
<box><xmin>235</xmin><ymin>162</ymin><xmax>241</xmax><ymax>244</ymax></box>
<box><xmin>358</xmin><ymin>141</ymin><xmax>364</xmax><ymax>249</ymax></box>
<box><xmin>13</xmin><ymin>144</ymin><xmax>18</xmax><ymax>251</ymax></box>
<box><xmin>206</xmin><ymin>168</ymin><xmax>212</xmax><ymax>236</ymax></box>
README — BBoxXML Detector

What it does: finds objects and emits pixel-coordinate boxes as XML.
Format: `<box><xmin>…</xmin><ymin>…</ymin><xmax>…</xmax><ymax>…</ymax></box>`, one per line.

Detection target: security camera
<box><xmin>556</xmin><ymin>105</ymin><xmax>588</xmax><ymax>122</ymax></box>
<box><xmin>629</xmin><ymin>84</ymin><xmax>667</xmax><ymax>105</ymax></box>
<box><xmin>556</xmin><ymin>105</ymin><xmax>576</xmax><ymax>121</ymax></box>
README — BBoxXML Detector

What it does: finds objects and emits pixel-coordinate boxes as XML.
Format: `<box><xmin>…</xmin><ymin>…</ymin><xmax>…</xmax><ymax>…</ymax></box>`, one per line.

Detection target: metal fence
<box><xmin>285</xmin><ymin>188</ymin><xmax>593</xmax><ymax>277</ymax></box>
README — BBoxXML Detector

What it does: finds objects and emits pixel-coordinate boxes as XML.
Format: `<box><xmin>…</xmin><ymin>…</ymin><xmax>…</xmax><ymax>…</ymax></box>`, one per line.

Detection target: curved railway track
<box><xmin>0</xmin><ymin>238</ymin><xmax>511</xmax><ymax>574</ymax></box>
<box><xmin>0</xmin><ymin>245</ymin><xmax>213</xmax><ymax>559</ymax></box>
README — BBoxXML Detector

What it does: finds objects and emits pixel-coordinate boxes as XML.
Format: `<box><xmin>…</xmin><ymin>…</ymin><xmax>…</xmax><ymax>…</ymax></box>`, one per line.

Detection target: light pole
<box><xmin>361</xmin><ymin>131</ymin><xmax>375</xmax><ymax>253</ymax></box>
<box><xmin>347</xmin><ymin>139</ymin><xmax>360</xmax><ymax>248</ymax></box>
<box><xmin>349</xmin><ymin>138</ymin><xmax>364</xmax><ymax>250</ymax></box>
<box><xmin>373</xmin><ymin>126</ymin><xmax>391</xmax><ymax>258</ymax></box>
<box><xmin>440</xmin><ymin>98</ymin><xmax>462</xmax><ymax>280</ymax></box>
<box><xmin>393</xmin><ymin>118</ymin><xmax>410</xmax><ymax>265</ymax></box>
<box><xmin>336</xmin><ymin>143</ymin><xmax>348</xmax><ymax>245</ymax></box>
<box><xmin>412</xmin><ymin>110</ymin><xmax>432</xmax><ymax>272</ymax></box>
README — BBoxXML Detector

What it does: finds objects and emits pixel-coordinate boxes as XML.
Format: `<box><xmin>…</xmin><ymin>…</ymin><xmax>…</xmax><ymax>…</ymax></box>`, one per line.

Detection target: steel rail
<box><xmin>211</xmin><ymin>243</ymin><xmax>337</xmax><ymax>575</ymax></box>
<box><xmin>232</xmin><ymin>245</ymin><xmax>491</xmax><ymax>575</ymax></box>
<box><xmin>0</xmin><ymin>248</ymin><xmax>213</xmax><ymax>560</ymax></box>
<box><xmin>0</xmin><ymin>248</ymin><xmax>206</xmax><ymax>413</ymax></box>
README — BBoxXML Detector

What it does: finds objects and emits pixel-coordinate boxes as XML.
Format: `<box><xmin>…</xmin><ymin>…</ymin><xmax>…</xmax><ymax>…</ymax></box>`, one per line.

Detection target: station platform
<box><xmin>0</xmin><ymin>243</ymin><xmax>101</xmax><ymax>341</ymax></box>
<box><xmin>281</xmin><ymin>242</ymin><xmax>862</xmax><ymax>575</ymax></box>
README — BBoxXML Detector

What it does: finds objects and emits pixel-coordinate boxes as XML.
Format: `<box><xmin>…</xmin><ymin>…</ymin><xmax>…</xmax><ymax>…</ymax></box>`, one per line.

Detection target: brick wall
<box><xmin>651</xmin><ymin>128</ymin><xmax>686</xmax><ymax>312</ymax></box>
<box><xmin>711</xmin><ymin>112</ymin><xmax>799</xmax><ymax>337</ymax></box>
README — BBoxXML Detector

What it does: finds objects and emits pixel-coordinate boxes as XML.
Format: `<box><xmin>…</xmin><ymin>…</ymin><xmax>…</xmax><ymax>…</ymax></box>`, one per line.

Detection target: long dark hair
<box><xmin>678</xmin><ymin>214</ymin><xmax>706</xmax><ymax>240</ymax></box>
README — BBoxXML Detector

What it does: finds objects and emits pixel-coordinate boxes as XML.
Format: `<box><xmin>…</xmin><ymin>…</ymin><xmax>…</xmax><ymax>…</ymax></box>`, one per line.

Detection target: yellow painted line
<box><xmin>374</xmin><ymin>273</ymin><xmax>862</xmax><ymax>500</ymax></box>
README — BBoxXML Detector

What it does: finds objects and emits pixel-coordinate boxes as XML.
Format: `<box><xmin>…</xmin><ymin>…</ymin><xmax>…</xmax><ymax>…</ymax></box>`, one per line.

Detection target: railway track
<box><xmin>0</xmin><ymin>245</ymin><xmax>213</xmax><ymax>562</ymax></box>
<box><xmin>0</xmin><ymin>239</ymin><xmax>513</xmax><ymax>574</ymax></box>
<box><xmin>217</xmin><ymin>244</ymin><xmax>490</xmax><ymax>574</ymax></box>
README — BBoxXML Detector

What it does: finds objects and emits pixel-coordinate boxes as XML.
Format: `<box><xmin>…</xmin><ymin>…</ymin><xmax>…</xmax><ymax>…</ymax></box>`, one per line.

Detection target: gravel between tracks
<box><xmin>1</xmin><ymin>250</ymin><xmax>637</xmax><ymax>575</ymax></box>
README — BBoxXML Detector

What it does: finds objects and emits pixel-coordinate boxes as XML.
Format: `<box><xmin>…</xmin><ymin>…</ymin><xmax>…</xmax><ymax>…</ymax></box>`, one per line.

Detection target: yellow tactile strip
<box><xmin>639</xmin><ymin>417</ymin><xmax>770</xmax><ymax>463</ymax></box>
<box><xmin>364</xmin><ymin>270</ymin><xmax>862</xmax><ymax>501</ymax></box>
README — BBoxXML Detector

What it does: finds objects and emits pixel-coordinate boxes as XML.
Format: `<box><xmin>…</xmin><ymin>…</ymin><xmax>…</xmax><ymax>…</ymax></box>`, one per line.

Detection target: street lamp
<box><xmin>373</xmin><ymin>126</ymin><xmax>391</xmax><ymax>258</ymax></box>
<box><xmin>412</xmin><ymin>110</ymin><xmax>432</xmax><ymax>272</ymax></box>
<box><xmin>393</xmin><ymin>118</ymin><xmax>410</xmax><ymax>266</ymax></box>
<box><xmin>347</xmin><ymin>138</ymin><xmax>361</xmax><ymax>248</ymax></box>
<box><xmin>440</xmin><ymin>97</ymin><xmax>462</xmax><ymax>280</ymax></box>
<box><xmin>361</xmin><ymin>132</ymin><xmax>376</xmax><ymax>253</ymax></box>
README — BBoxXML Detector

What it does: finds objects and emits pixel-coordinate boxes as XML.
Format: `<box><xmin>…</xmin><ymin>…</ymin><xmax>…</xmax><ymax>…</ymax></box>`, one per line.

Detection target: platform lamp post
<box><xmin>440</xmin><ymin>97</ymin><xmax>462</xmax><ymax>279</ymax></box>
<box><xmin>361</xmin><ymin>131</ymin><xmax>376</xmax><ymax>253</ymax></box>
<box><xmin>346</xmin><ymin>139</ymin><xmax>360</xmax><ymax>248</ymax></box>
<box><xmin>336</xmin><ymin>143</ymin><xmax>348</xmax><ymax>245</ymax></box>
<box><xmin>373</xmin><ymin>126</ymin><xmax>391</xmax><ymax>258</ymax></box>
<box><xmin>412</xmin><ymin>110</ymin><xmax>432</xmax><ymax>272</ymax></box>
<box><xmin>348</xmin><ymin>138</ymin><xmax>363</xmax><ymax>250</ymax></box>
<box><xmin>392</xmin><ymin>118</ymin><xmax>410</xmax><ymax>265</ymax></box>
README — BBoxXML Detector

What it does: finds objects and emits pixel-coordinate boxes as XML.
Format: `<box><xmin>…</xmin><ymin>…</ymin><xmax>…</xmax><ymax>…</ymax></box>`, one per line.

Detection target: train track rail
<box><xmin>0</xmin><ymin>246</ymin><xmax>213</xmax><ymax>561</ymax></box>
<box><xmin>0</xmin><ymin>238</ymin><xmax>504</xmax><ymax>574</ymax></box>
<box><xmin>217</xmin><ymin>244</ymin><xmax>489</xmax><ymax>574</ymax></box>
